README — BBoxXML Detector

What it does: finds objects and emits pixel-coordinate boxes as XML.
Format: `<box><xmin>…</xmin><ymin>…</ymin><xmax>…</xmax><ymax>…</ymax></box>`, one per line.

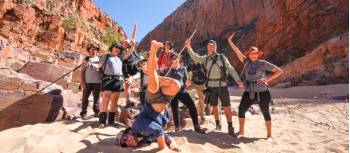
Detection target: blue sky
<box><xmin>94</xmin><ymin>0</ymin><xmax>185</xmax><ymax>42</ymax></box>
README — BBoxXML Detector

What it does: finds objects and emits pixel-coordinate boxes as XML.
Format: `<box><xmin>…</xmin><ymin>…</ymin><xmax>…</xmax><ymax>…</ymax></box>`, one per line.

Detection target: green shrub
<box><xmin>46</xmin><ymin>0</ymin><xmax>60</xmax><ymax>14</ymax></box>
<box><xmin>63</xmin><ymin>14</ymin><xmax>79</xmax><ymax>30</ymax></box>
<box><xmin>24</xmin><ymin>0</ymin><xmax>34</xmax><ymax>5</ymax></box>
<box><xmin>100</xmin><ymin>27</ymin><xmax>123</xmax><ymax>46</ymax></box>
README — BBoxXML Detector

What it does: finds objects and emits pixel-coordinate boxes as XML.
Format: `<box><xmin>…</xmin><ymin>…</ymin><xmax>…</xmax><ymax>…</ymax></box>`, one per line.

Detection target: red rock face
<box><xmin>0</xmin><ymin>0</ymin><xmax>126</xmax><ymax>53</ymax></box>
<box><xmin>0</xmin><ymin>0</ymin><xmax>127</xmax><ymax>130</ymax></box>
<box><xmin>138</xmin><ymin>0</ymin><xmax>349</xmax><ymax>86</ymax></box>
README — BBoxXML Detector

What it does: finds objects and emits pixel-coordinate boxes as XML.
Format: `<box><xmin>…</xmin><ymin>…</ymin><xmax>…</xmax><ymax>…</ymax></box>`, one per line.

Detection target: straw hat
<box><xmin>243</xmin><ymin>46</ymin><xmax>263</xmax><ymax>57</ymax></box>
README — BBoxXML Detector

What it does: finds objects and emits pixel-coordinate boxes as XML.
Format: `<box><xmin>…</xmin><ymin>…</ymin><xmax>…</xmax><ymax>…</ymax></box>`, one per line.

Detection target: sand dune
<box><xmin>0</xmin><ymin>85</ymin><xmax>348</xmax><ymax>153</ymax></box>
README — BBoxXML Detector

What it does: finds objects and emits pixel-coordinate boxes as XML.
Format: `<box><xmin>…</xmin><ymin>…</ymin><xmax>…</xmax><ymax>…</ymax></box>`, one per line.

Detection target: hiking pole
<box><xmin>165</xmin><ymin>29</ymin><xmax>197</xmax><ymax>77</ymax></box>
<box><xmin>33</xmin><ymin>63</ymin><xmax>83</xmax><ymax>96</ymax></box>
<box><xmin>218</xmin><ymin>99</ymin><xmax>222</xmax><ymax>129</ymax></box>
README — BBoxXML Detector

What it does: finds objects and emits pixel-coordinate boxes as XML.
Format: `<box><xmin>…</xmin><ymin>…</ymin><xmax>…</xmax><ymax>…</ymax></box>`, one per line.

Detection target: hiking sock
<box><xmin>108</xmin><ymin>112</ymin><xmax>116</xmax><ymax>125</ymax></box>
<box><xmin>228</xmin><ymin>122</ymin><xmax>233</xmax><ymax>128</ymax></box>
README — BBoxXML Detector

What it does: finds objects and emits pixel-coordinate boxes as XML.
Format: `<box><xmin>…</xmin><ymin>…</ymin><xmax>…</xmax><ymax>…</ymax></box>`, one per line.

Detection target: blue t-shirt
<box><xmin>131</xmin><ymin>103</ymin><xmax>170</xmax><ymax>143</ymax></box>
<box><xmin>168</xmin><ymin>67</ymin><xmax>188</xmax><ymax>93</ymax></box>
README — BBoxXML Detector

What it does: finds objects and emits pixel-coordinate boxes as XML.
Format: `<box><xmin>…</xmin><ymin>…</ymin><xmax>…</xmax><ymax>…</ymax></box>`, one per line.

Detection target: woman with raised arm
<box><xmin>228</xmin><ymin>32</ymin><xmax>283</xmax><ymax>139</ymax></box>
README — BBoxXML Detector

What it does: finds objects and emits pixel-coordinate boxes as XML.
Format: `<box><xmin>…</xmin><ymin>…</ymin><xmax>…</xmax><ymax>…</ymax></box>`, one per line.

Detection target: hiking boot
<box><xmin>98</xmin><ymin>112</ymin><xmax>107</xmax><ymax>128</ymax></box>
<box><xmin>228</xmin><ymin>126</ymin><xmax>235</xmax><ymax>136</ymax></box>
<box><xmin>175</xmin><ymin>127</ymin><xmax>181</xmax><ymax>132</ymax></box>
<box><xmin>108</xmin><ymin>112</ymin><xmax>116</xmax><ymax>126</ymax></box>
<box><xmin>199</xmin><ymin>116</ymin><xmax>206</xmax><ymax>125</ymax></box>
<box><xmin>194</xmin><ymin>125</ymin><xmax>207</xmax><ymax>134</ymax></box>
<box><xmin>215</xmin><ymin>124</ymin><xmax>222</xmax><ymax>131</ymax></box>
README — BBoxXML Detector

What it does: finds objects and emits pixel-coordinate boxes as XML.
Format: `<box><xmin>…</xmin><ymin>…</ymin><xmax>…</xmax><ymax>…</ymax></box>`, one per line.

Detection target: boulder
<box><xmin>19</xmin><ymin>62</ymin><xmax>70</xmax><ymax>88</ymax></box>
<box><xmin>0</xmin><ymin>89</ymin><xmax>63</xmax><ymax>130</ymax></box>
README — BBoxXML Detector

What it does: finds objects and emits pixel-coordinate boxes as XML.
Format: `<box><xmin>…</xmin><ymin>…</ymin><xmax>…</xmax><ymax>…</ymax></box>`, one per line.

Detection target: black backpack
<box><xmin>122</xmin><ymin>52</ymin><xmax>141</xmax><ymax>77</ymax></box>
<box><xmin>190</xmin><ymin>63</ymin><xmax>207</xmax><ymax>85</ymax></box>
<box><xmin>99</xmin><ymin>54</ymin><xmax>111</xmax><ymax>76</ymax></box>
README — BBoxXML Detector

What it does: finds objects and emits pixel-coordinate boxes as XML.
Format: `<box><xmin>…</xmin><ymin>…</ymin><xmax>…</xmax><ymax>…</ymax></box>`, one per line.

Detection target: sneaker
<box><xmin>215</xmin><ymin>124</ymin><xmax>222</xmax><ymax>131</ymax></box>
<box><xmin>194</xmin><ymin>125</ymin><xmax>207</xmax><ymax>134</ymax></box>
<box><xmin>99</xmin><ymin>123</ymin><xmax>106</xmax><ymax>128</ymax></box>
<box><xmin>228</xmin><ymin>126</ymin><xmax>235</xmax><ymax>136</ymax></box>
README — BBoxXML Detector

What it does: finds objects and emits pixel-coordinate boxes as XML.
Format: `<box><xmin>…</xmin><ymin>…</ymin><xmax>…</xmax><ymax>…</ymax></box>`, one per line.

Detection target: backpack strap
<box><xmin>102</xmin><ymin>54</ymin><xmax>111</xmax><ymax>75</ymax></box>
<box><xmin>205</xmin><ymin>55</ymin><xmax>218</xmax><ymax>88</ymax></box>
<box><xmin>240</xmin><ymin>59</ymin><xmax>249</xmax><ymax>81</ymax></box>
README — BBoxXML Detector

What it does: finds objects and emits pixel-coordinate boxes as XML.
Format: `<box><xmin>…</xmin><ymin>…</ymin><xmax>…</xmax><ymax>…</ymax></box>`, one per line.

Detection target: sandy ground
<box><xmin>0</xmin><ymin>84</ymin><xmax>348</xmax><ymax>153</ymax></box>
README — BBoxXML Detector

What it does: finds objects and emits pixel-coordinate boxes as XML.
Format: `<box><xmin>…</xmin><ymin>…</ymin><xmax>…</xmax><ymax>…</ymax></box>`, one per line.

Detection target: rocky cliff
<box><xmin>138</xmin><ymin>0</ymin><xmax>349</xmax><ymax>86</ymax></box>
<box><xmin>0</xmin><ymin>0</ymin><xmax>126</xmax><ymax>130</ymax></box>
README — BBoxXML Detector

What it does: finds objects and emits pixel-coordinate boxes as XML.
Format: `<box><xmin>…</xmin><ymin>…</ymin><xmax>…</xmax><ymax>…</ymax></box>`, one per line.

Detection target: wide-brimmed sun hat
<box><xmin>244</xmin><ymin>46</ymin><xmax>263</xmax><ymax>57</ymax></box>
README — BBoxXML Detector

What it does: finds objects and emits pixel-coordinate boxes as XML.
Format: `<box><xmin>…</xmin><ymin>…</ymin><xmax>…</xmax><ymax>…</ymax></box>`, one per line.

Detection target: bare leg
<box><xmin>109</xmin><ymin>92</ymin><xmax>120</xmax><ymax>112</ymax></box>
<box><xmin>124</xmin><ymin>82</ymin><xmax>130</xmax><ymax>101</ymax></box>
<box><xmin>239</xmin><ymin>117</ymin><xmax>245</xmax><ymax>136</ymax></box>
<box><xmin>147</xmin><ymin>41</ymin><xmax>162</xmax><ymax>94</ymax></box>
<box><xmin>212</xmin><ymin>106</ymin><xmax>219</xmax><ymax>121</ymax></box>
<box><xmin>100</xmin><ymin>91</ymin><xmax>112</xmax><ymax>112</ymax></box>
<box><xmin>265</xmin><ymin>120</ymin><xmax>272</xmax><ymax>138</ymax></box>
<box><xmin>223</xmin><ymin>107</ymin><xmax>232</xmax><ymax>122</ymax></box>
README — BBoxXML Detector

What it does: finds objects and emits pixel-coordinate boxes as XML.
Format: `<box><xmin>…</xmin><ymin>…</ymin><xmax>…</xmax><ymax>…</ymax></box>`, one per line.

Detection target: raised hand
<box><xmin>257</xmin><ymin>78</ymin><xmax>269</xmax><ymax>85</ymax></box>
<box><xmin>228</xmin><ymin>32</ymin><xmax>235</xmax><ymax>42</ymax></box>
<box><xmin>236</xmin><ymin>80</ymin><xmax>244</xmax><ymax>88</ymax></box>
<box><xmin>184</xmin><ymin>39</ymin><xmax>191</xmax><ymax>48</ymax></box>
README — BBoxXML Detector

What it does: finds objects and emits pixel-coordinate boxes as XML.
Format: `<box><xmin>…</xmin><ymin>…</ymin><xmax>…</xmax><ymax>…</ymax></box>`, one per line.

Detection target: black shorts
<box><xmin>101</xmin><ymin>78</ymin><xmax>124</xmax><ymax>92</ymax></box>
<box><xmin>207</xmin><ymin>86</ymin><xmax>231</xmax><ymax>107</ymax></box>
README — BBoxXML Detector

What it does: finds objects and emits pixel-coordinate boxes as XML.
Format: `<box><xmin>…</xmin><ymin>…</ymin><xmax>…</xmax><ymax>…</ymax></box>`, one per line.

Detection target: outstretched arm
<box><xmin>147</xmin><ymin>41</ymin><xmax>163</xmax><ymax>94</ymax></box>
<box><xmin>257</xmin><ymin>64</ymin><xmax>283</xmax><ymax>85</ymax></box>
<box><xmin>223</xmin><ymin>56</ymin><xmax>243</xmax><ymax>88</ymax></box>
<box><xmin>156</xmin><ymin>135</ymin><xmax>166</xmax><ymax>151</ymax></box>
<box><xmin>228</xmin><ymin>32</ymin><xmax>246</xmax><ymax>63</ymax></box>
<box><xmin>185</xmin><ymin>39</ymin><xmax>206</xmax><ymax>63</ymax></box>
<box><xmin>131</xmin><ymin>18</ymin><xmax>137</xmax><ymax>42</ymax></box>
<box><xmin>122</xmin><ymin>19</ymin><xmax>137</xmax><ymax>60</ymax></box>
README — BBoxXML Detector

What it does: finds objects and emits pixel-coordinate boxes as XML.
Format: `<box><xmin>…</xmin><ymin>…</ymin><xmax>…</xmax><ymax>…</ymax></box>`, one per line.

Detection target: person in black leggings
<box><xmin>168</xmin><ymin>54</ymin><xmax>206</xmax><ymax>134</ymax></box>
<box><xmin>228</xmin><ymin>32</ymin><xmax>283</xmax><ymax>138</ymax></box>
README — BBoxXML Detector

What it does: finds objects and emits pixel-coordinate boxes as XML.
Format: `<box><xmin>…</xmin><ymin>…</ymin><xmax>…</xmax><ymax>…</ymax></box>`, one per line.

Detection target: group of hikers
<box><xmin>79</xmin><ymin>21</ymin><xmax>283</xmax><ymax>152</ymax></box>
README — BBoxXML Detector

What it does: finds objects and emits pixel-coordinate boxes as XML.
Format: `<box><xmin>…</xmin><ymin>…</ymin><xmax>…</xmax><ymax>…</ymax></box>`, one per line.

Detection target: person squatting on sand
<box><xmin>185</xmin><ymin>38</ymin><xmax>243</xmax><ymax>136</ymax></box>
<box><xmin>80</xmin><ymin>44</ymin><xmax>102</xmax><ymax>119</ymax></box>
<box><xmin>116</xmin><ymin>40</ymin><xmax>181</xmax><ymax>152</ymax></box>
<box><xmin>167</xmin><ymin>53</ymin><xmax>207</xmax><ymax>134</ymax></box>
<box><xmin>228</xmin><ymin>32</ymin><xmax>283</xmax><ymax>138</ymax></box>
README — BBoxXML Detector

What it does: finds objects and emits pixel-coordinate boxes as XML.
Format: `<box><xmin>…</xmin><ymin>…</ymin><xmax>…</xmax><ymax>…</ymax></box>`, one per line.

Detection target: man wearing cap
<box><xmin>80</xmin><ymin>44</ymin><xmax>101</xmax><ymax>118</ymax></box>
<box><xmin>185</xmin><ymin>39</ymin><xmax>243</xmax><ymax>136</ymax></box>
<box><xmin>116</xmin><ymin>40</ymin><xmax>181</xmax><ymax>152</ymax></box>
